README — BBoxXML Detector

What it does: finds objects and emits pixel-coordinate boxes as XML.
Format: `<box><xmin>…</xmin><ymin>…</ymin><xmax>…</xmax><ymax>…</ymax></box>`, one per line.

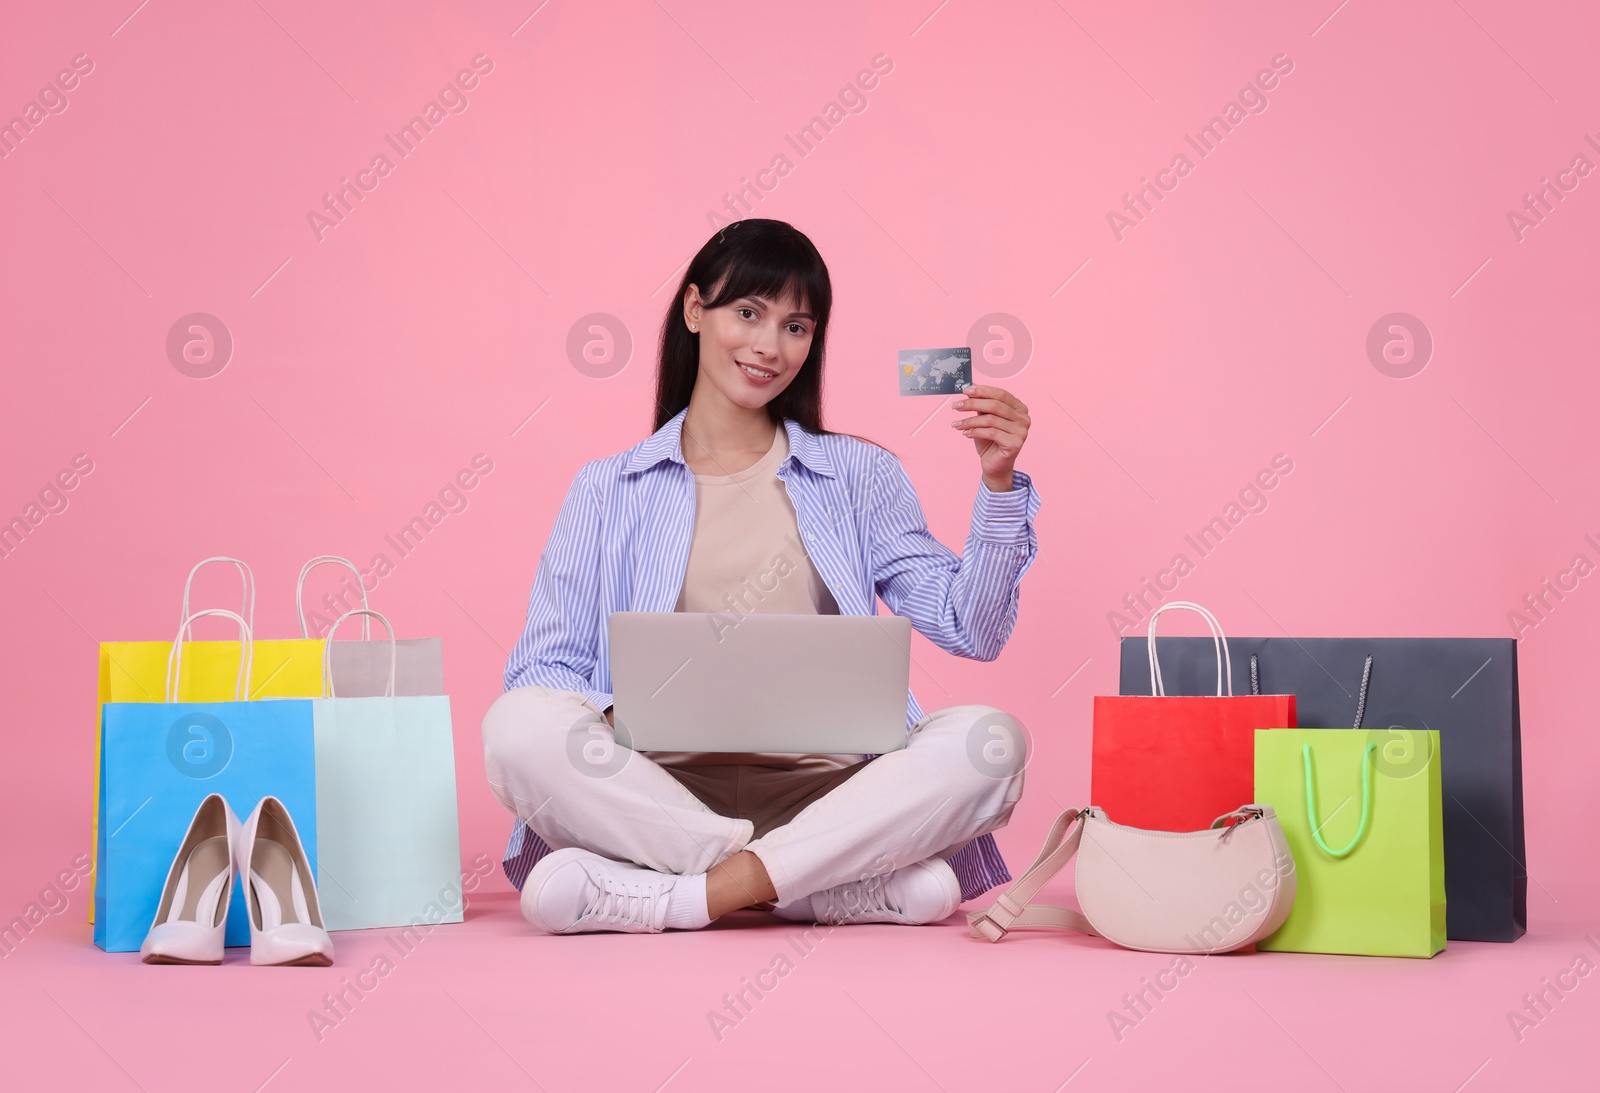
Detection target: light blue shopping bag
<box><xmin>311</xmin><ymin>609</ymin><xmax>462</xmax><ymax>931</ymax></box>
<box><xmin>96</xmin><ymin>610</ymin><xmax>317</xmax><ymax>953</ymax></box>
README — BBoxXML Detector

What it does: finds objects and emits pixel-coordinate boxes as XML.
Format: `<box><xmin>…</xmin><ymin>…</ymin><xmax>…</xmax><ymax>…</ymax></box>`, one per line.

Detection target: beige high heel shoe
<box><xmin>236</xmin><ymin>796</ymin><xmax>334</xmax><ymax>967</ymax></box>
<box><xmin>139</xmin><ymin>794</ymin><xmax>240</xmax><ymax>965</ymax></box>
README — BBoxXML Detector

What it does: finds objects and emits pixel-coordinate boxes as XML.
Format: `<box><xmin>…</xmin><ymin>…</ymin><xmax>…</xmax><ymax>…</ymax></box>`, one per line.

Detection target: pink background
<box><xmin>3</xmin><ymin>1</ymin><xmax>1597</xmax><ymax>1089</ymax></box>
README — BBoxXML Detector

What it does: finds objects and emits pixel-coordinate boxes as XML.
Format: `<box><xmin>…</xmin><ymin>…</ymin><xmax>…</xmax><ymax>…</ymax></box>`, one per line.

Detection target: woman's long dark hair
<box><xmin>653</xmin><ymin>219</ymin><xmax>887</xmax><ymax>451</ymax></box>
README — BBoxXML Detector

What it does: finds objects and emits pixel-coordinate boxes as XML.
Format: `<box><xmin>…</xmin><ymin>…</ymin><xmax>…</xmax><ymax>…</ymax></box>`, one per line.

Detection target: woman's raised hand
<box><xmin>950</xmin><ymin>384</ymin><xmax>1030</xmax><ymax>491</ymax></box>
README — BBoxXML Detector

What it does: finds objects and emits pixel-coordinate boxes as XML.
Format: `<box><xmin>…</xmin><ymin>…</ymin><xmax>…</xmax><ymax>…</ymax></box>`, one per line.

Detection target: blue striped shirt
<box><xmin>500</xmin><ymin>405</ymin><xmax>1042</xmax><ymax>902</ymax></box>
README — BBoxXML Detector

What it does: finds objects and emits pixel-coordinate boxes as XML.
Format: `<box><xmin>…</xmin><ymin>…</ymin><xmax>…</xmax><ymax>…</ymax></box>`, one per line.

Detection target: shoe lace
<box><xmin>584</xmin><ymin>872</ymin><xmax>674</xmax><ymax>930</ymax></box>
<box><xmin>819</xmin><ymin>873</ymin><xmax>898</xmax><ymax>925</ymax></box>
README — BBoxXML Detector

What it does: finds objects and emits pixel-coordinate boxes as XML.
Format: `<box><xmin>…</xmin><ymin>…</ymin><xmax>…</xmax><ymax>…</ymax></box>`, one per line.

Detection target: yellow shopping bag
<box><xmin>88</xmin><ymin>558</ymin><xmax>325</xmax><ymax>922</ymax></box>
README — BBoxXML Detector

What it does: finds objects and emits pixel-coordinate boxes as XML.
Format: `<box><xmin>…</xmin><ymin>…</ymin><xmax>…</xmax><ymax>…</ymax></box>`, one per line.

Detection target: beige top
<box><xmin>674</xmin><ymin>425</ymin><xmax>839</xmax><ymax>617</ymax></box>
<box><xmin>646</xmin><ymin>425</ymin><xmax>859</xmax><ymax>771</ymax></box>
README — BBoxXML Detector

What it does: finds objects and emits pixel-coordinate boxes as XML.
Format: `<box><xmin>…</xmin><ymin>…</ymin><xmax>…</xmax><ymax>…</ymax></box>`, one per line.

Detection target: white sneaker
<box><xmin>773</xmin><ymin>858</ymin><xmax>962</xmax><ymax>926</ymax></box>
<box><xmin>521</xmin><ymin>848</ymin><xmax>685</xmax><ymax>934</ymax></box>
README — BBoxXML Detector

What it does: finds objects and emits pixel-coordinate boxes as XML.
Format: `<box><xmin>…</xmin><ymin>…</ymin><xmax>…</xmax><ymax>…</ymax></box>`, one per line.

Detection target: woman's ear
<box><xmin>684</xmin><ymin>284</ymin><xmax>702</xmax><ymax>332</ymax></box>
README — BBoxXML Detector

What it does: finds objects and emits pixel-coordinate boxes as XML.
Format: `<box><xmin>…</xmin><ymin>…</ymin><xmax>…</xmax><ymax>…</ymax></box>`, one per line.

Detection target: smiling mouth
<box><xmin>737</xmin><ymin>361</ymin><xmax>778</xmax><ymax>379</ymax></box>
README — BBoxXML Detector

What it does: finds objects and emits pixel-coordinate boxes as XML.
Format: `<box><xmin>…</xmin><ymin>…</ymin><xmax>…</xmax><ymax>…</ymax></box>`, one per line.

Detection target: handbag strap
<box><xmin>967</xmin><ymin>808</ymin><xmax>1100</xmax><ymax>942</ymax></box>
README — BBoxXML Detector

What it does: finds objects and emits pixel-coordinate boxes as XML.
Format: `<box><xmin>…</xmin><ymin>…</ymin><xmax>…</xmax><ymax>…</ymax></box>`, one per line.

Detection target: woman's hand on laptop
<box><xmin>951</xmin><ymin>383</ymin><xmax>1029</xmax><ymax>492</ymax></box>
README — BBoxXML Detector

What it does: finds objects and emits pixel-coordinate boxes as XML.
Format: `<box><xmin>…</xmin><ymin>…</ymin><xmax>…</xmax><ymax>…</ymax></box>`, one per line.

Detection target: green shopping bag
<box><xmin>1254</xmin><ymin>726</ymin><xmax>1446</xmax><ymax>958</ymax></box>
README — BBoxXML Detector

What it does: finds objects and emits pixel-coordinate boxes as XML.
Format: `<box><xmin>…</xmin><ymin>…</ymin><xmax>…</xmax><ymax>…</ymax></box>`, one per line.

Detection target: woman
<box><xmin>482</xmin><ymin>218</ymin><xmax>1041</xmax><ymax>934</ymax></box>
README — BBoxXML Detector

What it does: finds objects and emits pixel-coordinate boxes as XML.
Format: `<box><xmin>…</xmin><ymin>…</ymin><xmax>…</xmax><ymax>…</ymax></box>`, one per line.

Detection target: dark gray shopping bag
<box><xmin>1119</xmin><ymin>635</ymin><xmax>1525</xmax><ymax>942</ymax></box>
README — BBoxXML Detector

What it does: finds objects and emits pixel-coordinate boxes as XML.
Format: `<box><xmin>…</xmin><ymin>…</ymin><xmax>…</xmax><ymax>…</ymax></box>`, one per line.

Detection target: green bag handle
<box><xmin>1302</xmin><ymin>741</ymin><xmax>1377</xmax><ymax>858</ymax></box>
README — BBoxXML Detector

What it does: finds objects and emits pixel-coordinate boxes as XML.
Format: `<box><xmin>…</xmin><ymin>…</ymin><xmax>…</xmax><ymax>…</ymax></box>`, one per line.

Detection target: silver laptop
<box><xmin>608</xmin><ymin>611</ymin><xmax>911</xmax><ymax>753</ymax></box>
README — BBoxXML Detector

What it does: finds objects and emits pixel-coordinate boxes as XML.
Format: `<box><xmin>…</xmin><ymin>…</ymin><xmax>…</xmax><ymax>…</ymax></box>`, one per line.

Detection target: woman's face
<box><xmin>685</xmin><ymin>283</ymin><xmax>815</xmax><ymax>411</ymax></box>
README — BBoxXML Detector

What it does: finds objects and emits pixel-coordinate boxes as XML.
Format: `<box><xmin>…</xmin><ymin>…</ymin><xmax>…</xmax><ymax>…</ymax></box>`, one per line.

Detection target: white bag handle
<box><xmin>322</xmin><ymin>608</ymin><xmax>396</xmax><ymax>698</ymax></box>
<box><xmin>296</xmin><ymin>555</ymin><xmax>371</xmax><ymax>639</ymax></box>
<box><xmin>166</xmin><ymin>609</ymin><xmax>254</xmax><ymax>703</ymax></box>
<box><xmin>179</xmin><ymin>557</ymin><xmax>255</xmax><ymax>639</ymax></box>
<box><xmin>1146</xmin><ymin>601</ymin><xmax>1233</xmax><ymax>697</ymax></box>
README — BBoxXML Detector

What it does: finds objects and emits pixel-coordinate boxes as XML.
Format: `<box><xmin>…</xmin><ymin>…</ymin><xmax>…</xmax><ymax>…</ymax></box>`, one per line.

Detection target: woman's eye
<box><xmin>738</xmin><ymin>307</ymin><xmax>756</xmax><ymax>320</ymax></box>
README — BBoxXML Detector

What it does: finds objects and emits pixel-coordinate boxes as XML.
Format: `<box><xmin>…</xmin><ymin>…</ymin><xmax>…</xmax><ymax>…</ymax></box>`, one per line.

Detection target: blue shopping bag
<box><xmin>94</xmin><ymin>610</ymin><xmax>318</xmax><ymax>953</ymax></box>
<box><xmin>311</xmin><ymin>609</ymin><xmax>462</xmax><ymax>931</ymax></box>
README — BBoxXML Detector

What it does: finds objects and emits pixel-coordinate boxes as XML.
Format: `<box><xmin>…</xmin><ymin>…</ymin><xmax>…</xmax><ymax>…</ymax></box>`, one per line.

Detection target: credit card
<box><xmin>898</xmin><ymin>347</ymin><xmax>972</xmax><ymax>395</ymax></box>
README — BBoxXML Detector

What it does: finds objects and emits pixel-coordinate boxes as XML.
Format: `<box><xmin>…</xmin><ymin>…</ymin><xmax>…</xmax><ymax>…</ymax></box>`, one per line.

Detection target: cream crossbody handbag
<box><xmin>968</xmin><ymin>805</ymin><xmax>1297</xmax><ymax>954</ymax></box>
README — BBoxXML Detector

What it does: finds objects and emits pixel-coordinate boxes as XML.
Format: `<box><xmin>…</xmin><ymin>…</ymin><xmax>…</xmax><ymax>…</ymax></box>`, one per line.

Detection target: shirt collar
<box><xmin>621</xmin><ymin>406</ymin><xmax>837</xmax><ymax>478</ymax></box>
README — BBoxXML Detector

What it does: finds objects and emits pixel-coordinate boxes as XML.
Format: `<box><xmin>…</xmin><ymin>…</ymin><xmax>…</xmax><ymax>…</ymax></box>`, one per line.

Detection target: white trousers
<box><xmin>481</xmin><ymin>685</ymin><xmax>1027</xmax><ymax>905</ymax></box>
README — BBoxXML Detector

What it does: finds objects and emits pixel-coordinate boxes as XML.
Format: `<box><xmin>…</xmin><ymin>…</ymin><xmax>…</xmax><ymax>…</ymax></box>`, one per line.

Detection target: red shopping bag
<box><xmin>1091</xmin><ymin>602</ymin><xmax>1295</xmax><ymax>831</ymax></box>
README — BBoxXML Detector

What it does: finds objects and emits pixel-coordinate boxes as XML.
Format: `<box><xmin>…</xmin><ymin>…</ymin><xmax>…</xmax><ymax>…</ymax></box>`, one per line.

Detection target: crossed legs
<box><xmin>481</xmin><ymin>685</ymin><xmax>1026</xmax><ymax>926</ymax></box>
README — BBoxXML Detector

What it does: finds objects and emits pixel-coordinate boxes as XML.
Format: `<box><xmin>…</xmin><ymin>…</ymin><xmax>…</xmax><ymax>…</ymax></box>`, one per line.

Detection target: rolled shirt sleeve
<box><xmin>867</xmin><ymin>452</ymin><xmax>1042</xmax><ymax>661</ymax></box>
<box><xmin>971</xmin><ymin>468</ymin><xmax>1039</xmax><ymax>544</ymax></box>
